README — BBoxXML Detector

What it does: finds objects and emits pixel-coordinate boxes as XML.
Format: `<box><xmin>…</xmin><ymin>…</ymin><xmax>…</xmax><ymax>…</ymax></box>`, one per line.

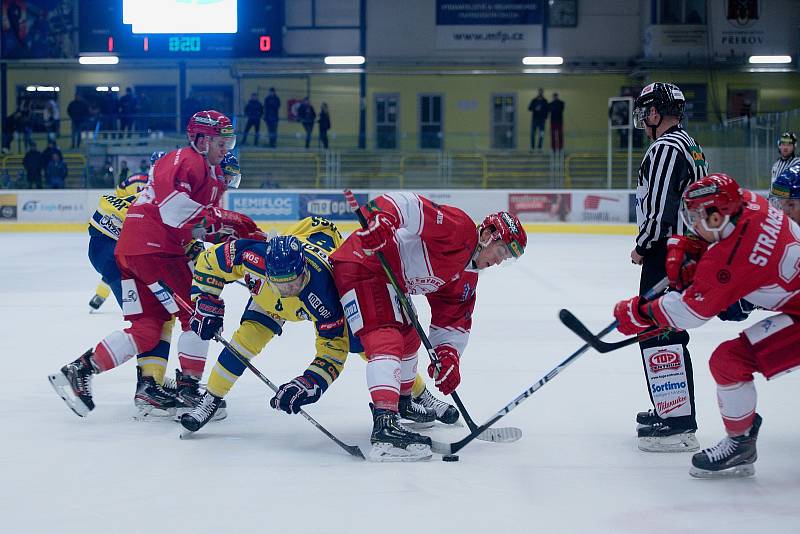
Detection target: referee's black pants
<box><xmin>638</xmin><ymin>240</ymin><xmax>697</xmax><ymax>430</ymax></box>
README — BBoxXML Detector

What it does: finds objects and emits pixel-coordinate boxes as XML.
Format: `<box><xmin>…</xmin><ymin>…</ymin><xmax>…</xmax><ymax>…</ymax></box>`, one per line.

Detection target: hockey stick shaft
<box><xmin>343</xmin><ymin>190</ymin><xmax>482</xmax><ymax>432</ymax></box>
<box><xmin>439</xmin><ymin>277</ymin><xmax>671</xmax><ymax>455</ymax></box>
<box><xmin>158</xmin><ymin>280</ymin><xmax>366</xmax><ymax>460</ymax></box>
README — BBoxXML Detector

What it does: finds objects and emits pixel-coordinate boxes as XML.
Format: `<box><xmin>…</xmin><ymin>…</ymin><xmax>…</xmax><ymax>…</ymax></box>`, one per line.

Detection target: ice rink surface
<box><xmin>2</xmin><ymin>232</ymin><xmax>799</xmax><ymax>534</ymax></box>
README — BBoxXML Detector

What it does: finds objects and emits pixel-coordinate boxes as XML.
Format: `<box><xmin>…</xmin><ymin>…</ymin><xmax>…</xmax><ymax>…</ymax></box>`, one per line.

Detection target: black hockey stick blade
<box><xmin>558</xmin><ymin>309</ymin><xmax>658</xmax><ymax>353</ymax></box>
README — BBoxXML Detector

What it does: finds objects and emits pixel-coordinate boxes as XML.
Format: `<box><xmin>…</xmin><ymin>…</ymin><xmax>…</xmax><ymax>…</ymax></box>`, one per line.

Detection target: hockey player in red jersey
<box><xmin>331</xmin><ymin>192</ymin><xmax>527</xmax><ymax>461</ymax></box>
<box><xmin>49</xmin><ymin>111</ymin><xmax>259</xmax><ymax>418</ymax></box>
<box><xmin>613</xmin><ymin>173</ymin><xmax>800</xmax><ymax>477</ymax></box>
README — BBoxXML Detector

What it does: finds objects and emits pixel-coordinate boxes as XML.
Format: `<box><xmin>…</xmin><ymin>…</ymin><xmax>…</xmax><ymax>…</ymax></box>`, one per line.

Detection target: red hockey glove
<box><xmin>427</xmin><ymin>345</ymin><xmax>461</xmax><ymax>396</ymax></box>
<box><xmin>613</xmin><ymin>296</ymin><xmax>655</xmax><ymax>336</ymax></box>
<box><xmin>202</xmin><ymin>207</ymin><xmax>258</xmax><ymax>240</ymax></box>
<box><xmin>665</xmin><ymin>235</ymin><xmax>708</xmax><ymax>290</ymax></box>
<box><xmin>190</xmin><ymin>293</ymin><xmax>225</xmax><ymax>341</ymax></box>
<box><xmin>356</xmin><ymin>211</ymin><xmax>398</xmax><ymax>256</ymax></box>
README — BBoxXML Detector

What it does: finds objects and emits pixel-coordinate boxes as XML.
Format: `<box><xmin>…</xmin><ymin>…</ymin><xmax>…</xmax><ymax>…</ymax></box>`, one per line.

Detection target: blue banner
<box><xmin>228</xmin><ymin>192</ymin><xmax>299</xmax><ymax>220</ymax></box>
<box><xmin>298</xmin><ymin>193</ymin><xmax>368</xmax><ymax>220</ymax></box>
<box><xmin>436</xmin><ymin>1</ymin><xmax>542</xmax><ymax>26</ymax></box>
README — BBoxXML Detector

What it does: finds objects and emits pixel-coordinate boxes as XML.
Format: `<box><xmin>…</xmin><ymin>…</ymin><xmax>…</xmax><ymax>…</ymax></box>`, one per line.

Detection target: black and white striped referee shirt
<box><xmin>635</xmin><ymin>125</ymin><xmax>708</xmax><ymax>256</ymax></box>
<box><xmin>770</xmin><ymin>156</ymin><xmax>800</xmax><ymax>183</ymax></box>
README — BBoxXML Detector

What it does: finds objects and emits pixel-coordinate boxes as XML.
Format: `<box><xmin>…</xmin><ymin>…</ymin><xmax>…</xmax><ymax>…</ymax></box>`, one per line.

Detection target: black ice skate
<box><xmin>88</xmin><ymin>294</ymin><xmax>106</xmax><ymax>312</ymax></box>
<box><xmin>369</xmin><ymin>407</ymin><xmax>432</xmax><ymax>462</ymax></box>
<box><xmin>174</xmin><ymin>370</ymin><xmax>227</xmax><ymax>422</ymax></box>
<box><xmin>398</xmin><ymin>394</ymin><xmax>436</xmax><ymax>429</ymax></box>
<box><xmin>690</xmin><ymin>414</ymin><xmax>762</xmax><ymax>479</ymax></box>
<box><xmin>180</xmin><ymin>392</ymin><xmax>225</xmax><ymax>433</ymax></box>
<box><xmin>636</xmin><ymin>409</ymin><xmax>663</xmax><ymax>428</ymax></box>
<box><xmin>48</xmin><ymin>349</ymin><xmax>97</xmax><ymax>417</ymax></box>
<box><xmin>133</xmin><ymin>374</ymin><xmax>177</xmax><ymax>420</ymax></box>
<box><xmin>414</xmin><ymin>387</ymin><xmax>460</xmax><ymax>425</ymax></box>
<box><xmin>637</xmin><ymin>421</ymin><xmax>699</xmax><ymax>452</ymax></box>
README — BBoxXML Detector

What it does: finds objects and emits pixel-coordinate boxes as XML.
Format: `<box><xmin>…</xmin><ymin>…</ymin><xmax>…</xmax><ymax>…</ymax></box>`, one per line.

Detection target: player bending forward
<box><xmin>614</xmin><ymin>173</ymin><xmax>800</xmax><ymax>478</ymax></box>
<box><xmin>331</xmin><ymin>192</ymin><xmax>527</xmax><ymax>461</ymax></box>
<box><xmin>49</xmin><ymin>111</ymin><xmax>258</xmax><ymax>418</ymax></box>
<box><xmin>180</xmin><ymin>217</ymin><xmax>457</xmax><ymax>432</ymax></box>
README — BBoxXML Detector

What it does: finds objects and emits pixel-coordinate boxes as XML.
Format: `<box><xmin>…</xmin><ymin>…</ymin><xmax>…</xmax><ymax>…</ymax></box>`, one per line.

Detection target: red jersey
<box><xmin>331</xmin><ymin>192</ymin><xmax>480</xmax><ymax>354</ymax></box>
<box><xmin>651</xmin><ymin>190</ymin><xmax>800</xmax><ymax>329</ymax></box>
<box><xmin>117</xmin><ymin>147</ymin><xmax>224</xmax><ymax>256</ymax></box>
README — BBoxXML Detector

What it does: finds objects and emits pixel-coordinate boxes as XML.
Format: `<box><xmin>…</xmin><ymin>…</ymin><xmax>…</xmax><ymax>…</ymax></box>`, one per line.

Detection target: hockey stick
<box><xmin>158</xmin><ymin>280</ymin><xmax>366</xmax><ymax>460</ymax></box>
<box><xmin>344</xmin><ymin>190</ymin><xmax>521</xmax><ymax>444</ymax></box>
<box><xmin>558</xmin><ymin>310</ymin><xmax>667</xmax><ymax>353</ymax></box>
<box><xmin>558</xmin><ymin>276</ymin><xmax>670</xmax><ymax>354</ymax></box>
<box><xmin>427</xmin><ymin>277</ymin><xmax>671</xmax><ymax>456</ymax></box>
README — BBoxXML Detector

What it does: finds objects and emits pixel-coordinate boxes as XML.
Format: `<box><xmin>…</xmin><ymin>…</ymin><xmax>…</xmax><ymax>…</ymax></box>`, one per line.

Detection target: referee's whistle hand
<box><xmin>630</xmin><ymin>249</ymin><xmax>644</xmax><ymax>265</ymax></box>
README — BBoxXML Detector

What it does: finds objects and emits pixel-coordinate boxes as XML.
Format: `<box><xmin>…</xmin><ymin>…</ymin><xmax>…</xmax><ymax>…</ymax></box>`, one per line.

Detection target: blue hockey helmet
<box><xmin>265</xmin><ymin>235</ymin><xmax>306</xmax><ymax>285</ymax></box>
<box><xmin>220</xmin><ymin>152</ymin><xmax>241</xmax><ymax>188</ymax></box>
<box><xmin>150</xmin><ymin>151</ymin><xmax>167</xmax><ymax>165</ymax></box>
<box><xmin>770</xmin><ymin>165</ymin><xmax>800</xmax><ymax>205</ymax></box>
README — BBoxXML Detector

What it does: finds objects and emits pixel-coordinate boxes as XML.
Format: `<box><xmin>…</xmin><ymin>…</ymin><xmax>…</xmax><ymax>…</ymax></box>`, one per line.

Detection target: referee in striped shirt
<box><xmin>630</xmin><ymin>83</ymin><xmax>708</xmax><ymax>453</ymax></box>
<box><xmin>771</xmin><ymin>132</ymin><xmax>799</xmax><ymax>183</ymax></box>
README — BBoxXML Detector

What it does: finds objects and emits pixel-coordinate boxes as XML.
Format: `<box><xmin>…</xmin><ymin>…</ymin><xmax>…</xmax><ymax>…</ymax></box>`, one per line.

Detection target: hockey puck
<box><xmin>442</xmin><ymin>454</ymin><xmax>459</xmax><ymax>462</ymax></box>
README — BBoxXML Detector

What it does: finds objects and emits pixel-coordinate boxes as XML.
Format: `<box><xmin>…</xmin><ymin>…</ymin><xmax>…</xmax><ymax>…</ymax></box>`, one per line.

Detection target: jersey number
<box><xmin>308</xmin><ymin>231</ymin><xmax>335</xmax><ymax>252</ymax></box>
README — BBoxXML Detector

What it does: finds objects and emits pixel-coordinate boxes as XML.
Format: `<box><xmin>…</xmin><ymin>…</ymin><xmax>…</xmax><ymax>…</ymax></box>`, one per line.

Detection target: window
<box><xmin>491</xmin><ymin>93</ymin><xmax>516</xmax><ymax>150</ymax></box>
<box><xmin>651</xmin><ymin>0</ymin><xmax>706</xmax><ymax>24</ymax></box>
<box><xmin>15</xmin><ymin>86</ymin><xmax>60</xmax><ymax>133</ymax></box>
<box><xmin>375</xmin><ymin>94</ymin><xmax>399</xmax><ymax>149</ymax></box>
<box><xmin>191</xmin><ymin>85</ymin><xmax>234</xmax><ymax>119</ymax></box>
<box><xmin>136</xmin><ymin>85</ymin><xmax>178</xmax><ymax>131</ymax></box>
<box><xmin>419</xmin><ymin>94</ymin><xmax>443</xmax><ymax>150</ymax></box>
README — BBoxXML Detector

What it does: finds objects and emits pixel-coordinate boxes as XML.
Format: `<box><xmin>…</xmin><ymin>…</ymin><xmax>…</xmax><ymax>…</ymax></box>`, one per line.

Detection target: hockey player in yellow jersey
<box><xmin>180</xmin><ymin>216</ymin><xmax>459</xmax><ymax>432</ymax></box>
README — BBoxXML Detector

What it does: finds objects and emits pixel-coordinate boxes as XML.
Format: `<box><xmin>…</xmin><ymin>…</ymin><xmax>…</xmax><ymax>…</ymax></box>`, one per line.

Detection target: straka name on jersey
<box><xmin>748</xmin><ymin>205</ymin><xmax>784</xmax><ymax>267</ymax></box>
<box><xmin>648</xmin><ymin>350</ymin><xmax>682</xmax><ymax>374</ymax></box>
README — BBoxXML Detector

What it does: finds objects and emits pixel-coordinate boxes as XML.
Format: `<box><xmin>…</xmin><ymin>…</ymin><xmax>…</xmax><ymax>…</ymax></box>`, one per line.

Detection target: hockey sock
<box><xmin>93</xmin><ymin>331</ymin><xmax>138</xmax><ymax>372</ymax></box>
<box><xmin>411</xmin><ymin>374</ymin><xmax>426</xmax><ymax>398</ymax></box>
<box><xmin>206</xmin><ymin>320</ymin><xmax>274</xmax><ymax>397</ymax></box>
<box><xmin>399</xmin><ymin>352</ymin><xmax>418</xmax><ymax>396</ymax></box>
<box><xmin>95</xmin><ymin>281</ymin><xmax>111</xmax><ymax>299</ymax></box>
<box><xmin>177</xmin><ymin>330</ymin><xmax>209</xmax><ymax>379</ymax></box>
<box><xmin>366</xmin><ymin>354</ymin><xmax>401</xmax><ymax>411</ymax></box>
<box><xmin>717</xmin><ymin>381</ymin><xmax>757</xmax><ymax>435</ymax></box>
<box><xmin>137</xmin><ymin>340</ymin><xmax>170</xmax><ymax>384</ymax></box>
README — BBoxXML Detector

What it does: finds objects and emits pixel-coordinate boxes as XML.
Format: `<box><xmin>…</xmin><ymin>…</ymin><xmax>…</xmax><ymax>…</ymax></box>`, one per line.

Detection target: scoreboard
<box><xmin>79</xmin><ymin>0</ymin><xmax>283</xmax><ymax>58</ymax></box>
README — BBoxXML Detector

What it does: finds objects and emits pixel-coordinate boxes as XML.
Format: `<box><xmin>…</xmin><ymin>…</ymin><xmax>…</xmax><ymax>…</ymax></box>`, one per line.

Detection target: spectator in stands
<box><xmin>318</xmin><ymin>102</ymin><xmax>331</xmax><ymax>149</ymax></box>
<box><xmin>67</xmin><ymin>94</ymin><xmax>89</xmax><ymax>149</ymax></box>
<box><xmin>138</xmin><ymin>158</ymin><xmax>149</xmax><ymax>174</ymax></box>
<box><xmin>101</xmin><ymin>91</ymin><xmax>119</xmax><ymax>133</ymax></box>
<box><xmin>18</xmin><ymin>101</ymin><xmax>33</xmax><ymax>151</ymax></box>
<box><xmin>118</xmin><ymin>87</ymin><xmax>138</xmax><ymax>137</ymax></box>
<box><xmin>41</xmin><ymin>140</ymin><xmax>62</xmax><ymax>170</ymax></box>
<box><xmin>46</xmin><ymin>152</ymin><xmax>68</xmax><ymax>189</ymax></box>
<box><xmin>528</xmin><ymin>88</ymin><xmax>548</xmax><ymax>150</ymax></box>
<box><xmin>242</xmin><ymin>92</ymin><xmax>263</xmax><ymax>146</ymax></box>
<box><xmin>1</xmin><ymin>111</ymin><xmax>19</xmax><ymax>154</ymax></box>
<box><xmin>264</xmin><ymin>87</ymin><xmax>281</xmax><ymax>148</ymax></box>
<box><xmin>118</xmin><ymin>160</ymin><xmax>130</xmax><ymax>183</ymax></box>
<box><xmin>44</xmin><ymin>98</ymin><xmax>60</xmax><ymax>140</ymax></box>
<box><xmin>549</xmin><ymin>92</ymin><xmax>565</xmax><ymax>152</ymax></box>
<box><xmin>23</xmin><ymin>143</ymin><xmax>43</xmax><ymax>189</ymax></box>
<box><xmin>299</xmin><ymin>97</ymin><xmax>316</xmax><ymax>149</ymax></box>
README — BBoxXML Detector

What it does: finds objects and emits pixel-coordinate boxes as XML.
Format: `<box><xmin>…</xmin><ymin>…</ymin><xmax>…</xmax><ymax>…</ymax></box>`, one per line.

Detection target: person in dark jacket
<box><xmin>46</xmin><ymin>152</ymin><xmax>68</xmax><ymax>189</ymax></box>
<box><xmin>23</xmin><ymin>144</ymin><xmax>43</xmax><ymax>188</ymax></box>
<box><xmin>318</xmin><ymin>102</ymin><xmax>331</xmax><ymax>149</ymax></box>
<box><xmin>67</xmin><ymin>94</ymin><xmax>90</xmax><ymax>149</ymax></box>
<box><xmin>242</xmin><ymin>93</ymin><xmax>264</xmax><ymax>146</ymax></box>
<box><xmin>549</xmin><ymin>93</ymin><xmax>566</xmax><ymax>152</ymax></box>
<box><xmin>263</xmin><ymin>87</ymin><xmax>281</xmax><ymax>148</ymax></box>
<box><xmin>299</xmin><ymin>97</ymin><xmax>316</xmax><ymax>149</ymax></box>
<box><xmin>528</xmin><ymin>88</ymin><xmax>548</xmax><ymax>150</ymax></box>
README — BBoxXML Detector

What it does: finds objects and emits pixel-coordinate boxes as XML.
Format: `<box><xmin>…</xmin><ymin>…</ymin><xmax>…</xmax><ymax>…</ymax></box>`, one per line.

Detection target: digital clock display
<box><xmin>79</xmin><ymin>0</ymin><xmax>283</xmax><ymax>58</ymax></box>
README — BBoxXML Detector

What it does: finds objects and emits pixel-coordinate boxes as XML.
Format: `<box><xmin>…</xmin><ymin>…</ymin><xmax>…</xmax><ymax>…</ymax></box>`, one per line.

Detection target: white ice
<box><xmin>2</xmin><ymin>232</ymin><xmax>799</xmax><ymax>534</ymax></box>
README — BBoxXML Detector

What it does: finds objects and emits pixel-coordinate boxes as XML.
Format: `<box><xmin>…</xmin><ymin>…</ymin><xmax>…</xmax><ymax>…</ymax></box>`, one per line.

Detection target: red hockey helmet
<box><xmin>479</xmin><ymin>211</ymin><xmax>527</xmax><ymax>258</ymax></box>
<box><xmin>187</xmin><ymin>110</ymin><xmax>236</xmax><ymax>150</ymax></box>
<box><xmin>681</xmin><ymin>173</ymin><xmax>744</xmax><ymax>241</ymax></box>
